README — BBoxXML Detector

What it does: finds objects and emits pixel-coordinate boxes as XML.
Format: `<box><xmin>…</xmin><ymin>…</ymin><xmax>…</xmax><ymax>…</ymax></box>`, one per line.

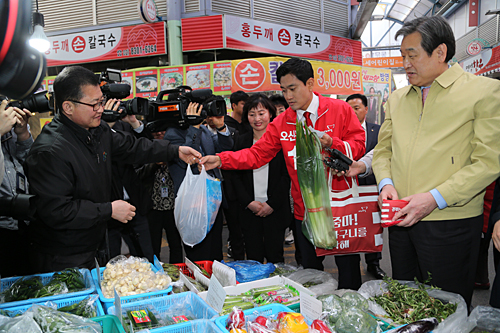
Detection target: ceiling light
<box><xmin>29</xmin><ymin>2</ymin><xmax>50</xmax><ymax>53</ymax></box>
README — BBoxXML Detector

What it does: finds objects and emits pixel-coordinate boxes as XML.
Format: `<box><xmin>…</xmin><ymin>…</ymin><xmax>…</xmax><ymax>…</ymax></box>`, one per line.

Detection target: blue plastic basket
<box><xmin>0</xmin><ymin>268</ymin><xmax>95</xmax><ymax>309</ymax></box>
<box><xmin>91</xmin><ymin>264</ymin><xmax>173</xmax><ymax>313</ymax></box>
<box><xmin>108</xmin><ymin>292</ymin><xmax>218</xmax><ymax>332</ymax></box>
<box><xmin>92</xmin><ymin>315</ymin><xmax>127</xmax><ymax>333</ymax></box>
<box><xmin>2</xmin><ymin>294</ymin><xmax>105</xmax><ymax>318</ymax></box>
<box><xmin>154</xmin><ymin>319</ymin><xmax>222</xmax><ymax>333</ymax></box>
<box><xmin>215</xmin><ymin>303</ymin><xmax>293</xmax><ymax>333</ymax></box>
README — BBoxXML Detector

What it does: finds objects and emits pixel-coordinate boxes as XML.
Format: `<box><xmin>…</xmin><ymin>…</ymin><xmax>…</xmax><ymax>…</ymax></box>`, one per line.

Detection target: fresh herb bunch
<box><xmin>370</xmin><ymin>276</ymin><xmax>457</xmax><ymax>325</ymax></box>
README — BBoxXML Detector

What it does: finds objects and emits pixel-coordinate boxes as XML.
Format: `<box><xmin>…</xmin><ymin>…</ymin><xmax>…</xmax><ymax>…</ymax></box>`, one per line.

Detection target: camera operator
<box><xmin>24</xmin><ymin>66</ymin><xmax>201</xmax><ymax>273</ymax></box>
<box><xmin>104</xmin><ymin>98</ymin><xmax>155</xmax><ymax>262</ymax></box>
<box><xmin>0</xmin><ymin>99</ymin><xmax>33</xmax><ymax>277</ymax></box>
<box><xmin>165</xmin><ymin>102</ymin><xmax>233</xmax><ymax>261</ymax></box>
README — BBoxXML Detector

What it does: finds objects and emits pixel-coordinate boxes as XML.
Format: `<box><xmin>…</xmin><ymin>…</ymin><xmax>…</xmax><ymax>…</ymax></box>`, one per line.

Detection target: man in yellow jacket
<box><xmin>372</xmin><ymin>16</ymin><xmax>500</xmax><ymax>307</ymax></box>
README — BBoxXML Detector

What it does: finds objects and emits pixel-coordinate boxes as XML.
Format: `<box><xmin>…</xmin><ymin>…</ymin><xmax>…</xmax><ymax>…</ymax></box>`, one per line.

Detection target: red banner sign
<box><xmin>45</xmin><ymin>22</ymin><xmax>167</xmax><ymax>67</ymax></box>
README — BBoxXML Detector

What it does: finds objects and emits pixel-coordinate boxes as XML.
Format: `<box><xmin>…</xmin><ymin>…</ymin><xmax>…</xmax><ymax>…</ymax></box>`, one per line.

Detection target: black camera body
<box><xmin>99</xmin><ymin>69</ymin><xmax>149</xmax><ymax>122</ymax></box>
<box><xmin>324</xmin><ymin>148</ymin><xmax>353</xmax><ymax>172</ymax></box>
<box><xmin>146</xmin><ymin>86</ymin><xmax>227</xmax><ymax>132</ymax></box>
<box><xmin>7</xmin><ymin>90</ymin><xmax>53</xmax><ymax>114</ymax></box>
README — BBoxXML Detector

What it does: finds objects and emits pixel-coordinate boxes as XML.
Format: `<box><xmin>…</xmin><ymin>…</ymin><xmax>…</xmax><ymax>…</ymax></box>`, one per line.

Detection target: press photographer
<box><xmin>0</xmin><ymin>99</ymin><xmax>33</xmax><ymax>277</ymax></box>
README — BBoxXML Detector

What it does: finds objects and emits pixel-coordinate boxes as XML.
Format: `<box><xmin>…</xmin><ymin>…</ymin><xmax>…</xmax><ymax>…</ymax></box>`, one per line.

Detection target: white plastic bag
<box><xmin>358</xmin><ymin>280</ymin><xmax>471</xmax><ymax>333</ymax></box>
<box><xmin>174</xmin><ymin>165</ymin><xmax>221</xmax><ymax>247</ymax></box>
<box><xmin>467</xmin><ymin>306</ymin><xmax>500</xmax><ymax>332</ymax></box>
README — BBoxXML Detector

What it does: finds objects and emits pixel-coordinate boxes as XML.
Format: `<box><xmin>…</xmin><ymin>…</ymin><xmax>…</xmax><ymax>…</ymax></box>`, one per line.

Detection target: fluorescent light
<box><xmin>29</xmin><ymin>25</ymin><xmax>50</xmax><ymax>52</ymax></box>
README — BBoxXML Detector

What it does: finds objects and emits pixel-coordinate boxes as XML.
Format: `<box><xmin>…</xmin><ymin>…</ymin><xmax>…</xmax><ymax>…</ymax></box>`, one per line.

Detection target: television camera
<box><xmin>323</xmin><ymin>148</ymin><xmax>353</xmax><ymax>173</ymax></box>
<box><xmin>99</xmin><ymin>69</ymin><xmax>227</xmax><ymax>132</ymax></box>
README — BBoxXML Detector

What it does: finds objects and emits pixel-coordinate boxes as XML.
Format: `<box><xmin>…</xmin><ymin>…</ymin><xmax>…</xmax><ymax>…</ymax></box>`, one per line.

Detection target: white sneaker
<box><xmin>284</xmin><ymin>230</ymin><xmax>294</xmax><ymax>245</ymax></box>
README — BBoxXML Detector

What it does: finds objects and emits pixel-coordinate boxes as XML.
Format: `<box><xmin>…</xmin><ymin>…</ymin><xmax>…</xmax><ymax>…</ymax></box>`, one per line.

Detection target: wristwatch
<box><xmin>216</xmin><ymin>124</ymin><xmax>226</xmax><ymax>131</ymax></box>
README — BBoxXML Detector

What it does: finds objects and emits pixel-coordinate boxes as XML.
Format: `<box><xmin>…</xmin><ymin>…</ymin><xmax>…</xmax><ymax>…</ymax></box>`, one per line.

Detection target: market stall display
<box><xmin>0</xmin><ymin>268</ymin><xmax>95</xmax><ymax>309</ymax></box>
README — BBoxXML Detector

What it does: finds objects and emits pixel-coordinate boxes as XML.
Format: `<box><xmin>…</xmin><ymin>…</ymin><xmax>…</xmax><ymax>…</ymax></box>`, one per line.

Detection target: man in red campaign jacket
<box><xmin>201</xmin><ymin>58</ymin><xmax>365</xmax><ymax>288</ymax></box>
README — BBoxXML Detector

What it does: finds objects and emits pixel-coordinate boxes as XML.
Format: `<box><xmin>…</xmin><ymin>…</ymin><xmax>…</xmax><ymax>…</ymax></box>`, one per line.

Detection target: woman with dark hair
<box><xmin>231</xmin><ymin>93</ymin><xmax>291</xmax><ymax>263</ymax></box>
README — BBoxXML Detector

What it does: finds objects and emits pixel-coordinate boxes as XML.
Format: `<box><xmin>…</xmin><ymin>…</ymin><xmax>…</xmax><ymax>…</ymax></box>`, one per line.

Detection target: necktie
<box><xmin>422</xmin><ymin>87</ymin><xmax>430</xmax><ymax>106</ymax></box>
<box><xmin>303</xmin><ymin>112</ymin><xmax>312</xmax><ymax>127</ymax></box>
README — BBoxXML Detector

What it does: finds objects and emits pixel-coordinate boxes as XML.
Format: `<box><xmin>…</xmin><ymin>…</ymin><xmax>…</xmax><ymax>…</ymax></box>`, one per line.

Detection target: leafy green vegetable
<box><xmin>370</xmin><ymin>276</ymin><xmax>458</xmax><ymax>325</ymax></box>
<box><xmin>296</xmin><ymin>120</ymin><xmax>336</xmax><ymax>249</ymax></box>
<box><xmin>3</xmin><ymin>276</ymin><xmax>44</xmax><ymax>302</ymax></box>
<box><xmin>52</xmin><ymin>268</ymin><xmax>86</xmax><ymax>291</ymax></box>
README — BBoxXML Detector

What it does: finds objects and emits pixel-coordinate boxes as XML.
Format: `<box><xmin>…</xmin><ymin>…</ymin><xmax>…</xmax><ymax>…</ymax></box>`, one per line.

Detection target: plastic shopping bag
<box><xmin>175</xmin><ymin>165</ymin><xmax>222</xmax><ymax>247</ymax></box>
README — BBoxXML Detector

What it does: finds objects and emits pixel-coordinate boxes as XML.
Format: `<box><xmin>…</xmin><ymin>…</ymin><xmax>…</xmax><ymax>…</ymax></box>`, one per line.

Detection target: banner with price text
<box><xmin>231</xmin><ymin>56</ymin><xmax>362</xmax><ymax>95</ymax></box>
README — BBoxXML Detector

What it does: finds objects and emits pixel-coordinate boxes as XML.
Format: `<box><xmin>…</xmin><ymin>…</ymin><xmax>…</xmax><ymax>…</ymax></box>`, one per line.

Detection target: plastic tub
<box><xmin>0</xmin><ymin>268</ymin><xmax>95</xmax><ymax>309</ymax></box>
<box><xmin>108</xmin><ymin>292</ymin><xmax>218</xmax><ymax>332</ymax></box>
<box><xmin>3</xmin><ymin>294</ymin><xmax>105</xmax><ymax>317</ymax></box>
<box><xmin>154</xmin><ymin>319</ymin><xmax>222</xmax><ymax>333</ymax></box>
<box><xmin>173</xmin><ymin>261</ymin><xmax>213</xmax><ymax>279</ymax></box>
<box><xmin>91</xmin><ymin>264</ymin><xmax>173</xmax><ymax>313</ymax></box>
<box><xmin>91</xmin><ymin>315</ymin><xmax>126</xmax><ymax>333</ymax></box>
<box><xmin>215</xmin><ymin>303</ymin><xmax>293</xmax><ymax>333</ymax></box>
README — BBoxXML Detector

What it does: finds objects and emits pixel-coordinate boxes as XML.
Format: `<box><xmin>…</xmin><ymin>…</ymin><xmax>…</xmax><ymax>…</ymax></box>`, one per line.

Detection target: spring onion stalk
<box><xmin>295</xmin><ymin>120</ymin><xmax>337</xmax><ymax>249</ymax></box>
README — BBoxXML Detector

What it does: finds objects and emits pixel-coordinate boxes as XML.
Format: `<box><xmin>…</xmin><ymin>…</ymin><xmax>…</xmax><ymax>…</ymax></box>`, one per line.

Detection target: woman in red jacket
<box><xmin>231</xmin><ymin>94</ymin><xmax>291</xmax><ymax>263</ymax></box>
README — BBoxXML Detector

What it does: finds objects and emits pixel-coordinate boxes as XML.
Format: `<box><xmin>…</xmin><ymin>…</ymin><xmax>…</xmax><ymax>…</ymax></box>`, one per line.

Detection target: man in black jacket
<box><xmin>24</xmin><ymin>66</ymin><xmax>201</xmax><ymax>273</ymax></box>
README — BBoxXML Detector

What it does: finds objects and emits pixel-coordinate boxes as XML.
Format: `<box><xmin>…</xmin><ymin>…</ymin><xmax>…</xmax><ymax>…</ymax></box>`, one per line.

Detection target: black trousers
<box><xmin>294</xmin><ymin>219</ymin><xmax>362</xmax><ymax>290</ymax></box>
<box><xmin>224</xmin><ymin>201</ymin><xmax>246</xmax><ymax>260</ymax></box>
<box><xmin>240</xmin><ymin>208</ymin><xmax>286</xmax><ymax>263</ymax></box>
<box><xmin>147</xmin><ymin>209</ymin><xmax>184</xmax><ymax>264</ymax></box>
<box><xmin>183</xmin><ymin>209</ymin><xmax>223</xmax><ymax>262</ymax></box>
<box><xmin>30</xmin><ymin>247</ymin><xmax>97</xmax><ymax>273</ymax></box>
<box><xmin>0</xmin><ymin>227</ymin><xmax>30</xmax><ymax>277</ymax></box>
<box><xmin>365</xmin><ymin>252</ymin><xmax>382</xmax><ymax>266</ymax></box>
<box><xmin>389</xmin><ymin>215</ymin><xmax>482</xmax><ymax>308</ymax></box>
<box><xmin>490</xmin><ymin>246</ymin><xmax>500</xmax><ymax>308</ymax></box>
<box><xmin>108</xmin><ymin>212</ymin><xmax>155</xmax><ymax>262</ymax></box>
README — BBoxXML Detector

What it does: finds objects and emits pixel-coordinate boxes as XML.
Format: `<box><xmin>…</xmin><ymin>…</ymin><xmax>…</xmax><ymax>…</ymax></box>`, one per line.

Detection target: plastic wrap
<box><xmin>32</xmin><ymin>304</ymin><xmax>101</xmax><ymax>333</ymax></box>
<box><xmin>222</xmin><ymin>260</ymin><xmax>276</xmax><ymax>283</ymax></box>
<box><xmin>285</xmin><ymin>269</ymin><xmax>338</xmax><ymax>296</ymax></box>
<box><xmin>317</xmin><ymin>294</ymin><xmax>344</xmax><ymax>325</ymax></box>
<box><xmin>0</xmin><ymin>312</ymin><xmax>42</xmax><ymax>333</ymax></box>
<box><xmin>467</xmin><ymin>305</ymin><xmax>500</xmax><ymax>332</ymax></box>
<box><xmin>101</xmin><ymin>256</ymin><xmax>171</xmax><ymax>298</ymax></box>
<box><xmin>1</xmin><ymin>276</ymin><xmax>44</xmax><ymax>303</ymax></box>
<box><xmin>358</xmin><ymin>280</ymin><xmax>470</xmax><ymax>333</ymax></box>
<box><xmin>269</xmin><ymin>263</ymin><xmax>300</xmax><ymax>277</ymax></box>
<box><xmin>57</xmin><ymin>295</ymin><xmax>100</xmax><ymax>318</ymax></box>
<box><xmin>34</xmin><ymin>280</ymin><xmax>68</xmax><ymax>299</ymax></box>
<box><xmin>340</xmin><ymin>291</ymin><xmax>368</xmax><ymax>312</ymax></box>
<box><xmin>120</xmin><ymin>304</ymin><xmax>165</xmax><ymax>331</ymax></box>
<box><xmin>335</xmin><ymin>307</ymin><xmax>378</xmax><ymax>333</ymax></box>
<box><xmin>174</xmin><ymin>166</ymin><xmax>221</xmax><ymax>247</ymax></box>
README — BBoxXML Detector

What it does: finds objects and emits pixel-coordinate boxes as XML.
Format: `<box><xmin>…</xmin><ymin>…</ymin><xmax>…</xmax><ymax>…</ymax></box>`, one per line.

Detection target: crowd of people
<box><xmin>0</xmin><ymin>15</ymin><xmax>498</xmax><ymax>311</ymax></box>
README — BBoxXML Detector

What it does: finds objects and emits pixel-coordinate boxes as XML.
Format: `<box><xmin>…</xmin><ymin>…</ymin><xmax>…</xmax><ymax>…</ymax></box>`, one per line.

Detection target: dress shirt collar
<box><xmin>297</xmin><ymin>93</ymin><xmax>319</xmax><ymax>126</ymax></box>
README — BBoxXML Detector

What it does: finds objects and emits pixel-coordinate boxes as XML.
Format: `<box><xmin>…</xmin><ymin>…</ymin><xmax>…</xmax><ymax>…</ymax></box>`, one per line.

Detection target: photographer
<box><xmin>165</xmin><ymin>102</ymin><xmax>233</xmax><ymax>261</ymax></box>
<box><xmin>0</xmin><ymin>99</ymin><xmax>33</xmax><ymax>277</ymax></box>
<box><xmin>104</xmin><ymin>98</ymin><xmax>155</xmax><ymax>262</ymax></box>
<box><xmin>24</xmin><ymin>66</ymin><xmax>201</xmax><ymax>273</ymax></box>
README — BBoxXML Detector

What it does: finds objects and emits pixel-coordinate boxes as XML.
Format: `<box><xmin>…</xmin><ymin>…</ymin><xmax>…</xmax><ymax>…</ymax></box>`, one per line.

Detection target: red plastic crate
<box><xmin>173</xmin><ymin>260</ymin><xmax>213</xmax><ymax>279</ymax></box>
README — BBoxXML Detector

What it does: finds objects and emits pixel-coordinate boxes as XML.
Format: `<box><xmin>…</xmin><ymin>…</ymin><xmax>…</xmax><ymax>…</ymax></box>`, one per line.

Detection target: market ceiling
<box><xmin>374</xmin><ymin>0</ymin><xmax>466</xmax><ymax>24</ymax></box>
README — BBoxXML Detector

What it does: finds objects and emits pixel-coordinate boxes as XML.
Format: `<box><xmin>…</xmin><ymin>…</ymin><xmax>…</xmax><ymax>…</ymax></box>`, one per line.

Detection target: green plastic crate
<box><xmin>91</xmin><ymin>315</ymin><xmax>126</xmax><ymax>333</ymax></box>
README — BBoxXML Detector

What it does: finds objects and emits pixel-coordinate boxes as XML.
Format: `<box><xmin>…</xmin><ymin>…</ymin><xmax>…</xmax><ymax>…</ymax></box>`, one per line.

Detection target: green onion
<box><xmin>295</xmin><ymin>120</ymin><xmax>337</xmax><ymax>249</ymax></box>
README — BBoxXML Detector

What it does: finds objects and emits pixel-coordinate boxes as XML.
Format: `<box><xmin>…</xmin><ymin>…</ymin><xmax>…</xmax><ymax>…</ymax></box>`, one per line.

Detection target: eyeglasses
<box><xmin>68</xmin><ymin>98</ymin><xmax>107</xmax><ymax>111</ymax></box>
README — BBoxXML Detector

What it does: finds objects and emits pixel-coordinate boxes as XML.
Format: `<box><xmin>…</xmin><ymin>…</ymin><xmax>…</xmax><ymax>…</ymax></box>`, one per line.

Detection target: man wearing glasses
<box><xmin>24</xmin><ymin>66</ymin><xmax>201</xmax><ymax>273</ymax></box>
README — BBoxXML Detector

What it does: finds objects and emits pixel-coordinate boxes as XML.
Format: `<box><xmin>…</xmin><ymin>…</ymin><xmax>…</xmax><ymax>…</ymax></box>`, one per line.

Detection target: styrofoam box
<box><xmin>197</xmin><ymin>275</ymin><xmax>315</xmax><ymax>306</ymax></box>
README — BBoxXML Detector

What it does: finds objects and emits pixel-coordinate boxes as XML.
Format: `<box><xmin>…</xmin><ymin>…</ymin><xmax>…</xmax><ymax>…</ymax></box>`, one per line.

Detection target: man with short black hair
<box><xmin>373</xmin><ymin>16</ymin><xmax>500</xmax><ymax>307</ymax></box>
<box><xmin>202</xmin><ymin>58</ymin><xmax>366</xmax><ymax>289</ymax></box>
<box><xmin>24</xmin><ymin>66</ymin><xmax>201</xmax><ymax>272</ymax></box>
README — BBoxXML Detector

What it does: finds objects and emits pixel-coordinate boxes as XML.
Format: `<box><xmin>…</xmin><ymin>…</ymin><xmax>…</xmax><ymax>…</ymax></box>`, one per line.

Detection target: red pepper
<box><xmin>227</xmin><ymin>307</ymin><xmax>245</xmax><ymax>329</ymax></box>
<box><xmin>311</xmin><ymin>319</ymin><xmax>332</xmax><ymax>333</ymax></box>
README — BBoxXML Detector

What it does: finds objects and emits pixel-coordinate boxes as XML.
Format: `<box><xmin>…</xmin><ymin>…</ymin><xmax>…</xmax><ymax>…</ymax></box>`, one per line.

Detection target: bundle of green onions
<box><xmin>295</xmin><ymin>120</ymin><xmax>337</xmax><ymax>249</ymax></box>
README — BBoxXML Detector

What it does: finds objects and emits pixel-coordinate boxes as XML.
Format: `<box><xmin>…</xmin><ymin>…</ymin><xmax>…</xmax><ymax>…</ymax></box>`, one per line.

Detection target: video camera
<box><xmin>7</xmin><ymin>90</ymin><xmax>53</xmax><ymax>114</ymax></box>
<box><xmin>98</xmin><ymin>69</ymin><xmax>227</xmax><ymax>132</ymax></box>
<box><xmin>0</xmin><ymin>0</ymin><xmax>47</xmax><ymax>100</ymax></box>
<box><xmin>323</xmin><ymin>148</ymin><xmax>353</xmax><ymax>173</ymax></box>
<box><xmin>98</xmin><ymin>69</ymin><xmax>149</xmax><ymax>123</ymax></box>
<box><xmin>146</xmin><ymin>86</ymin><xmax>227</xmax><ymax>132</ymax></box>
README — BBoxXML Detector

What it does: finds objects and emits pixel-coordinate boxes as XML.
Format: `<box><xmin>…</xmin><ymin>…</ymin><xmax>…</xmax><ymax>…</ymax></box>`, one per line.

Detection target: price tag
<box><xmin>114</xmin><ymin>289</ymin><xmax>123</xmax><ymax>327</ymax></box>
<box><xmin>206</xmin><ymin>274</ymin><xmax>226</xmax><ymax>313</ymax></box>
<box><xmin>300</xmin><ymin>293</ymin><xmax>323</xmax><ymax>323</ymax></box>
<box><xmin>95</xmin><ymin>259</ymin><xmax>102</xmax><ymax>289</ymax></box>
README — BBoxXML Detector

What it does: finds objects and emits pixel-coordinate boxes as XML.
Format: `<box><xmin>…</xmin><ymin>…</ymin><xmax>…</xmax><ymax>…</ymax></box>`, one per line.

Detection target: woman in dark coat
<box><xmin>231</xmin><ymin>94</ymin><xmax>291</xmax><ymax>263</ymax></box>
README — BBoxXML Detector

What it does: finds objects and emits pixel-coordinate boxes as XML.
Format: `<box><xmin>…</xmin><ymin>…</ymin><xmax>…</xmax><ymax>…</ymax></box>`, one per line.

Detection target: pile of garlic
<box><xmin>101</xmin><ymin>255</ymin><xmax>171</xmax><ymax>298</ymax></box>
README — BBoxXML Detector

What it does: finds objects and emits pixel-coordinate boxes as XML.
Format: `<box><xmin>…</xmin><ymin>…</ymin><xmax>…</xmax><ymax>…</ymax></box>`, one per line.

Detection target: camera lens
<box><xmin>0</xmin><ymin>0</ymin><xmax>47</xmax><ymax>100</ymax></box>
